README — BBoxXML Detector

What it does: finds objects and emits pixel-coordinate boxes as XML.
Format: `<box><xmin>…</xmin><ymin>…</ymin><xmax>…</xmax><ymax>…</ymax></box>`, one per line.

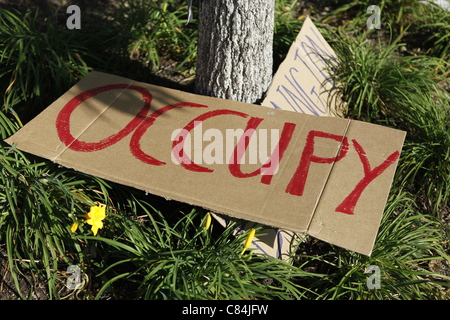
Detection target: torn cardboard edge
<box><xmin>211</xmin><ymin>213</ymin><xmax>301</xmax><ymax>259</ymax></box>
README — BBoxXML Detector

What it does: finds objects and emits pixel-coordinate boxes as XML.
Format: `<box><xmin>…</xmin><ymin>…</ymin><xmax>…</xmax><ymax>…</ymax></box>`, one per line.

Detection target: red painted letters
<box><xmin>285</xmin><ymin>130</ymin><xmax>349</xmax><ymax>196</ymax></box>
<box><xmin>130</xmin><ymin>102</ymin><xmax>207</xmax><ymax>166</ymax></box>
<box><xmin>56</xmin><ymin>84</ymin><xmax>152</xmax><ymax>152</ymax></box>
<box><xmin>229</xmin><ymin>121</ymin><xmax>297</xmax><ymax>185</ymax></box>
<box><xmin>172</xmin><ymin>109</ymin><xmax>250</xmax><ymax>173</ymax></box>
<box><xmin>335</xmin><ymin>140</ymin><xmax>400</xmax><ymax>215</ymax></box>
<box><xmin>56</xmin><ymin>84</ymin><xmax>400</xmax><ymax>216</ymax></box>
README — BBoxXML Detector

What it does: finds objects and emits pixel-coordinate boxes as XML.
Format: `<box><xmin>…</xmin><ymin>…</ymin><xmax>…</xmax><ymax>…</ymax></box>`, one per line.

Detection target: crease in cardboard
<box><xmin>260</xmin><ymin>118</ymin><xmax>309</xmax><ymax>231</ymax></box>
<box><xmin>51</xmin><ymin>82</ymin><xmax>134</xmax><ymax>162</ymax></box>
<box><xmin>305</xmin><ymin>118</ymin><xmax>352</xmax><ymax>234</ymax></box>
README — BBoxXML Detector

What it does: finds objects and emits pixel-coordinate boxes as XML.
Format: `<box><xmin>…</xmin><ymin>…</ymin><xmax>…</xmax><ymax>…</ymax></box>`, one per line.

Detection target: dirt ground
<box><xmin>0</xmin><ymin>246</ymin><xmax>54</xmax><ymax>300</ymax></box>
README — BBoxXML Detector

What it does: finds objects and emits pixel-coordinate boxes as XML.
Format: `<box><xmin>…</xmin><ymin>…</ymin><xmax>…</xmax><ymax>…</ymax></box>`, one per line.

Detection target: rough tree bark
<box><xmin>195</xmin><ymin>0</ymin><xmax>274</xmax><ymax>104</ymax></box>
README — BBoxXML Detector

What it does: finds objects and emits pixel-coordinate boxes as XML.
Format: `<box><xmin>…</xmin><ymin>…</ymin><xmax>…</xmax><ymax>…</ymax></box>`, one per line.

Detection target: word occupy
<box><xmin>55</xmin><ymin>83</ymin><xmax>400</xmax><ymax>216</ymax></box>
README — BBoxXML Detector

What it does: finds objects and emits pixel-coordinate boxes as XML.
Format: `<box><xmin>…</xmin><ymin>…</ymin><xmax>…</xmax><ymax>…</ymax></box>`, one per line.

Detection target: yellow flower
<box><xmin>204</xmin><ymin>212</ymin><xmax>212</xmax><ymax>230</ymax></box>
<box><xmin>240</xmin><ymin>228</ymin><xmax>256</xmax><ymax>255</ymax></box>
<box><xmin>83</xmin><ymin>202</ymin><xmax>107</xmax><ymax>236</ymax></box>
<box><xmin>70</xmin><ymin>222</ymin><xmax>79</xmax><ymax>233</ymax></box>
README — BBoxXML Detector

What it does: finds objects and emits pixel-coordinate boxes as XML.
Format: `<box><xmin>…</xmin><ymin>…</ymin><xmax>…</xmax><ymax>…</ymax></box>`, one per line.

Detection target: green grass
<box><xmin>0</xmin><ymin>0</ymin><xmax>449</xmax><ymax>300</ymax></box>
<box><xmin>293</xmin><ymin>187</ymin><xmax>450</xmax><ymax>299</ymax></box>
<box><xmin>324</xmin><ymin>25</ymin><xmax>450</xmax><ymax>215</ymax></box>
<box><xmin>87</xmin><ymin>204</ymin><xmax>320</xmax><ymax>300</ymax></box>
<box><xmin>106</xmin><ymin>0</ymin><xmax>197</xmax><ymax>75</ymax></box>
<box><xmin>0</xmin><ymin>8</ymin><xmax>92</xmax><ymax>123</ymax></box>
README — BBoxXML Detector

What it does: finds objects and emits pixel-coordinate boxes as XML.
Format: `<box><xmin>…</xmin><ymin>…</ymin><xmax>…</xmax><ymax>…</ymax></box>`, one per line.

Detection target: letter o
<box><xmin>56</xmin><ymin>84</ymin><xmax>152</xmax><ymax>152</ymax></box>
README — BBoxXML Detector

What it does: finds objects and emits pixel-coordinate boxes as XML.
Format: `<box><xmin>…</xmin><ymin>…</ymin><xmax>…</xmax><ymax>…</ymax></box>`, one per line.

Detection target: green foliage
<box><xmin>294</xmin><ymin>188</ymin><xmax>450</xmax><ymax>300</ymax></box>
<box><xmin>0</xmin><ymin>142</ymin><xmax>111</xmax><ymax>298</ymax></box>
<box><xmin>416</xmin><ymin>2</ymin><xmax>450</xmax><ymax>58</ymax></box>
<box><xmin>0</xmin><ymin>9</ymin><xmax>92</xmax><ymax>121</ymax></box>
<box><xmin>106</xmin><ymin>0</ymin><xmax>197</xmax><ymax>76</ymax></box>
<box><xmin>322</xmin><ymin>1</ymin><xmax>450</xmax><ymax>58</ymax></box>
<box><xmin>325</xmin><ymin>27</ymin><xmax>450</xmax><ymax>214</ymax></box>
<box><xmin>84</xmin><ymin>203</ymin><xmax>320</xmax><ymax>300</ymax></box>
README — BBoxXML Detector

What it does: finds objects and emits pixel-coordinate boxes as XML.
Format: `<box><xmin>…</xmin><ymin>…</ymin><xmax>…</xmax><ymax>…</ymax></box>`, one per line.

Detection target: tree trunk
<box><xmin>195</xmin><ymin>0</ymin><xmax>274</xmax><ymax>104</ymax></box>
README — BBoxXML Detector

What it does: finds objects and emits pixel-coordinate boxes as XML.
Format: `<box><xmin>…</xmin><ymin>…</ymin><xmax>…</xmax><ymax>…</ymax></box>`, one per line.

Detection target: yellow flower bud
<box><xmin>70</xmin><ymin>222</ymin><xmax>78</xmax><ymax>233</ymax></box>
<box><xmin>204</xmin><ymin>212</ymin><xmax>212</xmax><ymax>230</ymax></box>
<box><xmin>240</xmin><ymin>228</ymin><xmax>255</xmax><ymax>255</ymax></box>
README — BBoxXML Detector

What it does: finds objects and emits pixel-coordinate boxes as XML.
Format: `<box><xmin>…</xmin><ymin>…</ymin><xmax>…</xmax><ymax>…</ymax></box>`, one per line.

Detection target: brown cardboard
<box><xmin>5</xmin><ymin>71</ymin><xmax>405</xmax><ymax>255</ymax></box>
<box><xmin>262</xmin><ymin>17</ymin><xmax>340</xmax><ymax>116</ymax></box>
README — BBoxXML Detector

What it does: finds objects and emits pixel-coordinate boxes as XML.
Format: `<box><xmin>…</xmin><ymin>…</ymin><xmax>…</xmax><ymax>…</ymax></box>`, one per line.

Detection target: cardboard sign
<box><xmin>5</xmin><ymin>71</ymin><xmax>406</xmax><ymax>255</ymax></box>
<box><xmin>262</xmin><ymin>17</ymin><xmax>339</xmax><ymax>116</ymax></box>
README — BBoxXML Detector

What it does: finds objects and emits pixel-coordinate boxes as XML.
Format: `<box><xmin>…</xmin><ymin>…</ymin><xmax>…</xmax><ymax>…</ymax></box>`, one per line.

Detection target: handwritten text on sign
<box><xmin>56</xmin><ymin>84</ymin><xmax>399</xmax><ymax>215</ymax></box>
<box><xmin>262</xmin><ymin>17</ymin><xmax>339</xmax><ymax>116</ymax></box>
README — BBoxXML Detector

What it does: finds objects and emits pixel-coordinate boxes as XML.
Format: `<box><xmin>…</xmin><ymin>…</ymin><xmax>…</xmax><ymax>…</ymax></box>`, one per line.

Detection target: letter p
<box><xmin>286</xmin><ymin>130</ymin><xmax>349</xmax><ymax>196</ymax></box>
